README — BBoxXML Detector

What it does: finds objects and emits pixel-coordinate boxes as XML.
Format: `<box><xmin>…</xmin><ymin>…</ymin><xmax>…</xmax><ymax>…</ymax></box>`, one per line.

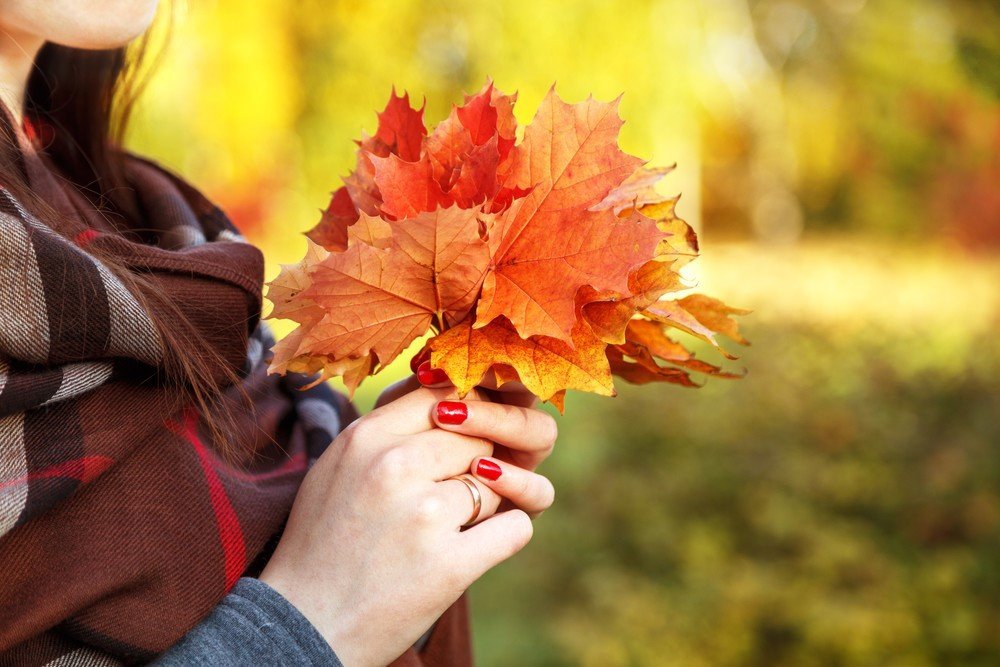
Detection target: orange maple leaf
<box><xmin>607</xmin><ymin>318</ymin><xmax>746</xmax><ymax>389</ymax></box>
<box><xmin>581</xmin><ymin>199</ymin><xmax>700</xmax><ymax>344</ymax></box>
<box><xmin>306</xmin><ymin>89</ymin><xmax>427</xmax><ymax>250</ymax></box>
<box><xmin>267</xmin><ymin>81</ymin><xmax>748</xmax><ymax>408</ymax></box>
<box><xmin>275</xmin><ymin>207</ymin><xmax>491</xmax><ymax>382</ymax></box>
<box><xmin>474</xmin><ymin>90</ymin><xmax>663</xmax><ymax>342</ymax></box>
<box><xmin>428</xmin><ymin>317</ymin><xmax>615</xmax><ymax>405</ymax></box>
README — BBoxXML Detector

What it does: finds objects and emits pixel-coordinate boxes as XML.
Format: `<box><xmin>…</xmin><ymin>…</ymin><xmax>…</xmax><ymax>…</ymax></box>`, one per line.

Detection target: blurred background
<box><xmin>128</xmin><ymin>1</ymin><xmax>999</xmax><ymax>664</ymax></box>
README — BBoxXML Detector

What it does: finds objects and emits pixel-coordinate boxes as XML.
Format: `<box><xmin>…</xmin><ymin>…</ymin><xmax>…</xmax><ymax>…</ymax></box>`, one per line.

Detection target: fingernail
<box><xmin>475</xmin><ymin>459</ymin><xmax>502</xmax><ymax>481</ymax></box>
<box><xmin>417</xmin><ymin>361</ymin><xmax>450</xmax><ymax>386</ymax></box>
<box><xmin>436</xmin><ymin>400</ymin><xmax>468</xmax><ymax>425</ymax></box>
<box><xmin>409</xmin><ymin>348</ymin><xmax>431</xmax><ymax>374</ymax></box>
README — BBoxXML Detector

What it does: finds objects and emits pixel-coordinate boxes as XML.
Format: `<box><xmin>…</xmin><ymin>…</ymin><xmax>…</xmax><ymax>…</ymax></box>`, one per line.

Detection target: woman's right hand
<box><xmin>259</xmin><ymin>386</ymin><xmax>557</xmax><ymax>667</ymax></box>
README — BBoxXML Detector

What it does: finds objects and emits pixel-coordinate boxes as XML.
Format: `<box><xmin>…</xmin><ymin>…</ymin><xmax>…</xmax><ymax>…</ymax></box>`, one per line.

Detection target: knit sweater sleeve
<box><xmin>152</xmin><ymin>577</ymin><xmax>342</xmax><ymax>666</ymax></box>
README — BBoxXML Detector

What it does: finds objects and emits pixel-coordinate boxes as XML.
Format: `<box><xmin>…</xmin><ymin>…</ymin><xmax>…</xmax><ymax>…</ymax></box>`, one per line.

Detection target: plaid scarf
<box><xmin>0</xmin><ymin>144</ymin><xmax>471</xmax><ymax>666</ymax></box>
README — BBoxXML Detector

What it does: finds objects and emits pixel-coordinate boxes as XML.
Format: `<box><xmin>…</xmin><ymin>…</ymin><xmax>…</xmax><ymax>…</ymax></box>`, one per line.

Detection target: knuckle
<box><xmin>471</xmin><ymin>435</ymin><xmax>494</xmax><ymax>455</ymax></box>
<box><xmin>480</xmin><ymin>403</ymin><xmax>505</xmax><ymax>434</ymax></box>
<box><xmin>514</xmin><ymin>407</ymin><xmax>532</xmax><ymax>437</ymax></box>
<box><xmin>412</xmin><ymin>494</ymin><xmax>446</xmax><ymax>527</ymax></box>
<box><xmin>342</xmin><ymin>418</ymin><xmax>375</xmax><ymax>450</ymax></box>
<box><xmin>333</xmin><ymin>427</ymin><xmax>356</xmax><ymax>458</ymax></box>
<box><xmin>368</xmin><ymin>447</ymin><xmax>414</xmax><ymax>490</ymax></box>
<box><xmin>334</xmin><ymin>431</ymin><xmax>364</xmax><ymax>468</ymax></box>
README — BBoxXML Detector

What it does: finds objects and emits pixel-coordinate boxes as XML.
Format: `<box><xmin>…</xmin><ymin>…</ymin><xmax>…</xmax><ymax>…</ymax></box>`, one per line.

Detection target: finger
<box><xmin>393</xmin><ymin>429</ymin><xmax>493</xmax><ymax>481</ymax></box>
<box><xmin>412</xmin><ymin>354</ymin><xmax>535</xmax><ymax>406</ymax></box>
<box><xmin>415</xmin><ymin>360</ymin><xmax>454</xmax><ymax>388</ymax></box>
<box><xmin>409</xmin><ymin>347</ymin><xmax>431</xmax><ymax>374</ymax></box>
<box><xmin>358</xmin><ymin>385</ymin><xmax>491</xmax><ymax>442</ymax></box>
<box><xmin>452</xmin><ymin>509</ymin><xmax>534</xmax><ymax>580</ymax></box>
<box><xmin>476</xmin><ymin>373</ymin><xmax>538</xmax><ymax>408</ymax></box>
<box><xmin>470</xmin><ymin>457</ymin><xmax>555</xmax><ymax>519</ymax></box>
<box><xmin>481</xmin><ymin>385</ymin><xmax>538</xmax><ymax>409</ymax></box>
<box><xmin>359</xmin><ymin>386</ymin><xmax>460</xmax><ymax>437</ymax></box>
<box><xmin>374</xmin><ymin>375</ymin><xmax>421</xmax><ymax>409</ymax></box>
<box><xmin>434</xmin><ymin>473</ymin><xmax>502</xmax><ymax>529</ymax></box>
<box><xmin>431</xmin><ymin>400</ymin><xmax>557</xmax><ymax>471</ymax></box>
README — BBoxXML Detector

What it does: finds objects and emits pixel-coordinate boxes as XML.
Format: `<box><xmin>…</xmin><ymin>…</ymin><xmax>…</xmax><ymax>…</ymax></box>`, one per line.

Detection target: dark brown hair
<box><xmin>1</xmin><ymin>30</ymin><xmax>252</xmax><ymax>456</ymax></box>
<box><xmin>25</xmin><ymin>45</ymin><xmax>135</xmax><ymax>213</ymax></box>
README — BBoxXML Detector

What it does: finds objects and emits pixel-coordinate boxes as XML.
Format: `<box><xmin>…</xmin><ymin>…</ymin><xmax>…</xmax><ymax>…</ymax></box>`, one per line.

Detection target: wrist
<box><xmin>258</xmin><ymin>564</ymin><xmax>371</xmax><ymax>667</ymax></box>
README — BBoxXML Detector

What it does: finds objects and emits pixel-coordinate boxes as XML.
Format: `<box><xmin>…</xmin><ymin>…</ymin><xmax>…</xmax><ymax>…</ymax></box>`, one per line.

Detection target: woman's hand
<box><xmin>259</xmin><ymin>386</ymin><xmax>556</xmax><ymax>667</ymax></box>
<box><xmin>377</xmin><ymin>351</ymin><xmax>554</xmax><ymax>474</ymax></box>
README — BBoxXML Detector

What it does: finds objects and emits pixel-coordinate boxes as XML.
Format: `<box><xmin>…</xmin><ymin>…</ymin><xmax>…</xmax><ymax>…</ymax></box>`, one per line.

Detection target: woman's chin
<box><xmin>6</xmin><ymin>0</ymin><xmax>160</xmax><ymax>51</ymax></box>
<box><xmin>51</xmin><ymin>29</ymin><xmax>153</xmax><ymax>51</ymax></box>
<box><xmin>56</xmin><ymin>17</ymin><xmax>158</xmax><ymax>50</ymax></box>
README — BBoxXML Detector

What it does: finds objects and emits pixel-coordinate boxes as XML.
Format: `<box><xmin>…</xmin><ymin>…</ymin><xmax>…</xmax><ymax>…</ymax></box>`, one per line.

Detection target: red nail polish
<box><xmin>417</xmin><ymin>361</ymin><xmax>450</xmax><ymax>386</ymax></box>
<box><xmin>409</xmin><ymin>348</ymin><xmax>431</xmax><ymax>374</ymax></box>
<box><xmin>436</xmin><ymin>401</ymin><xmax>468</xmax><ymax>425</ymax></box>
<box><xmin>475</xmin><ymin>459</ymin><xmax>502</xmax><ymax>481</ymax></box>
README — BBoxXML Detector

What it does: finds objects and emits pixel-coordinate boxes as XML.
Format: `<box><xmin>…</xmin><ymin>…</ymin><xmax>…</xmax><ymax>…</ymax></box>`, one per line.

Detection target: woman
<box><xmin>0</xmin><ymin>2</ymin><xmax>556</xmax><ymax>666</ymax></box>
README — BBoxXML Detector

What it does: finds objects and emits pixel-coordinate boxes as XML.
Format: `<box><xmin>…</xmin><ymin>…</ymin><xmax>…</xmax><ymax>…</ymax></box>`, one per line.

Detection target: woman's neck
<box><xmin>0</xmin><ymin>26</ymin><xmax>43</xmax><ymax>124</ymax></box>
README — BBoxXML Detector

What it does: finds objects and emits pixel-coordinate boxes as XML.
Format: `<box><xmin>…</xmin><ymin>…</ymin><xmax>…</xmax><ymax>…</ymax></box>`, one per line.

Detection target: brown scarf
<box><xmin>0</xmin><ymin>139</ymin><xmax>471</xmax><ymax>665</ymax></box>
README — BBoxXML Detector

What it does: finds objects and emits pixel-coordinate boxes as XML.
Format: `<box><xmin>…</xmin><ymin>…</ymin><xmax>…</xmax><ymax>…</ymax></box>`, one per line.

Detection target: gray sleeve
<box><xmin>152</xmin><ymin>577</ymin><xmax>343</xmax><ymax>666</ymax></box>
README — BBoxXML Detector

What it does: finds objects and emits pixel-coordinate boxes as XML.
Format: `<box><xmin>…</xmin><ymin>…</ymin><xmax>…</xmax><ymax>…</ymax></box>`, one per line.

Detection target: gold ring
<box><xmin>450</xmin><ymin>473</ymin><xmax>482</xmax><ymax>527</ymax></box>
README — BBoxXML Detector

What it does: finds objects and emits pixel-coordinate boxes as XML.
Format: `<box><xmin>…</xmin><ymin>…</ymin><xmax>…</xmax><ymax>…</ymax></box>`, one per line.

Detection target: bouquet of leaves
<box><xmin>266</xmin><ymin>81</ymin><xmax>747</xmax><ymax>411</ymax></box>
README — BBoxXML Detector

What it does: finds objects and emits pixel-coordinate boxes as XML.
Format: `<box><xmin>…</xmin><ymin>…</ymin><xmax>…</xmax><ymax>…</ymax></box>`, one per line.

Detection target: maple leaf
<box><xmin>273</xmin><ymin>207</ymin><xmax>492</xmax><ymax>387</ymax></box>
<box><xmin>592</xmin><ymin>165</ymin><xmax>676</xmax><ymax>214</ymax></box>
<box><xmin>474</xmin><ymin>89</ymin><xmax>664</xmax><ymax>342</ymax></box>
<box><xmin>306</xmin><ymin>187</ymin><xmax>356</xmax><ymax>252</ymax></box>
<box><xmin>267</xmin><ymin>81</ymin><xmax>748</xmax><ymax>405</ymax></box>
<box><xmin>267</xmin><ymin>239</ymin><xmax>329</xmax><ymax>323</ymax></box>
<box><xmin>367</xmin><ymin>87</ymin><xmax>426</xmax><ymax>162</ymax></box>
<box><xmin>372</xmin><ymin>154</ymin><xmax>453</xmax><ymax>219</ymax></box>
<box><xmin>266</xmin><ymin>240</ymin><xmax>378</xmax><ymax>393</ymax></box>
<box><xmin>425</xmin><ymin>82</ymin><xmax>511</xmax><ymax>199</ymax></box>
<box><xmin>271</xmin><ymin>333</ymin><xmax>374</xmax><ymax>394</ymax></box>
<box><xmin>375</xmin><ymin>83</ymin><xmax>509</xmax><ymax>217</ymax></box>
<box><xmin>581</xmin><ymin>259</ymin><xmax>688</xmax><ymax>344</ymax></box>
<box><xmin>306</xmin><ymin>89</ymin><xmax>427</xmax><ymax>250</ymax></box>
<box><xmin>605</xmin><ymin>318</ymin><xmax>745</xmax><ymax>390</ymax></box>
<box><xmin>581</xmin><ymin>198</ymin><xmax>699</xmax><ymax>344</ymax></box>
<box><xmin>428</xmin><ymin>317</ymin><xmax>614</xmax><ymax>412</ymax></box>
<box><xmin>606</xmin><ymin>345</ymin><xmax>699</xmax><ymax>387</ymax></box>
<box><xmin>642</xmin><ymin>294</ymin><xmax>750</xmax><ymax>359</ymax></box>
<box><xmin>447</xmin><ymin>135</ymin><xmax>501</xmax><ymax>208</ymax></box>
<box><xmin>674</xmin><ymin>294</ymin><xmax>751</xmax><ymax>346</ymax></box>
<box><xmin>425</xmin><ymin>106</ymin><xmax>478</xmax><ymax>192</ymax></box>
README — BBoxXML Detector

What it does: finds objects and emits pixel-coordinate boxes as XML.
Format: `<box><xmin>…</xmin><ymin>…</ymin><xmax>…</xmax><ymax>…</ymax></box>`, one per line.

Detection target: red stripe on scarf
<box><xmin>167</xmin><ymin>408</ymin><xmax>247</xmax><ymax>589</ymax></box>
<box><xmin>74</xmin><ymin>228</ymin><xmax>100</xmax><ymax>246</ymax></box>
<box><xmin>0</xmin><ymin>455</ymin><xmax>114</xmax><ymax>491</ymax></box>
